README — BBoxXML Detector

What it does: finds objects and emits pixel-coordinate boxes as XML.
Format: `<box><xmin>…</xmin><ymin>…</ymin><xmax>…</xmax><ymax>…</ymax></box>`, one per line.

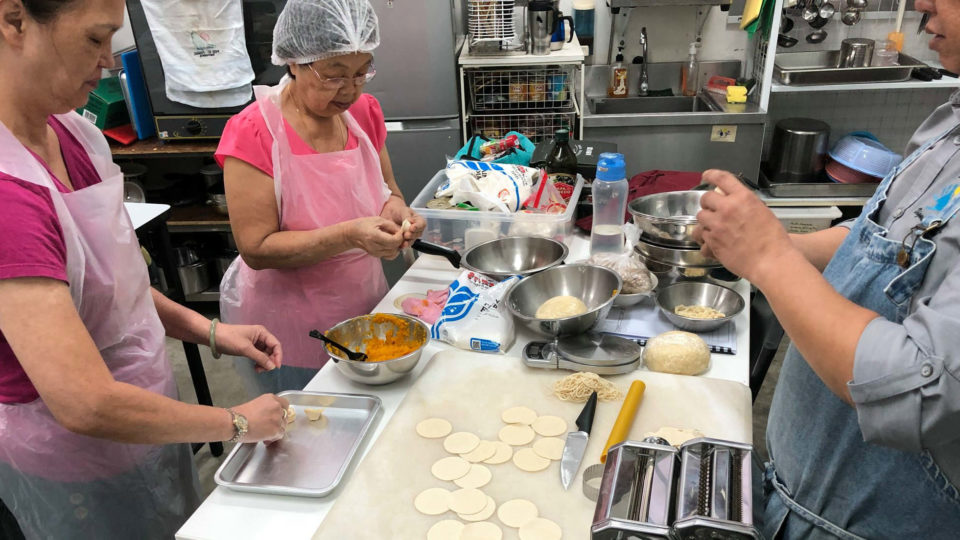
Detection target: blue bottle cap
<box><xmin>596</xmin><ymin>152</ymin><xmax>626</xmax><ymax>181</ymax></box>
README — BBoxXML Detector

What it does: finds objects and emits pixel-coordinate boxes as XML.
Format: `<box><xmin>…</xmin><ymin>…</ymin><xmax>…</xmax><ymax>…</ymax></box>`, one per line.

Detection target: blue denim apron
<box><xmin>759</xmin><ymin>126</ymin><xmax>960</xmax><ymax>540</ymax></box>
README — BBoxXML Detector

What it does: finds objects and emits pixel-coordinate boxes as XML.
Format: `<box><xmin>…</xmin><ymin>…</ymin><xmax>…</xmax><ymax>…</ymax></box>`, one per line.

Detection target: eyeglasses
<box><xmin>307</xmin><ymin>64</ymin><xmax>376</xmax><ymax>91</ymax></box>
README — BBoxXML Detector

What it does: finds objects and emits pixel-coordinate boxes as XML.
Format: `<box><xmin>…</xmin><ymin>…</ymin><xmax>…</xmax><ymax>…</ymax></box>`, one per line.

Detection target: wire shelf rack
<box><xmin>469</xmin><ymin>110</ymin><xmax>578</xmax><ymax>143</ymax></box>
<box><xmin>469</xmin><ymin>66</ymin><xmax>577</xmax><ymax>112</ymax></box>
<box><xmin>468</xmin><ymin>0</ymin><xmax>516</xmax><ymax>44</ymax></box>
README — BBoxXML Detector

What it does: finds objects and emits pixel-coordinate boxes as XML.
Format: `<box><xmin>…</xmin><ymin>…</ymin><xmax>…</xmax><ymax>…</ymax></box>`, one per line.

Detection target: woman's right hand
<box><xmin>232</xmin><ymin>394</ymin><xmax>290</xmax><ymax>443</ymax></box>
<box><xmin>345</xmin><ymin>216</ymin><xmax>404</xmax><ymax>259</ymax></box>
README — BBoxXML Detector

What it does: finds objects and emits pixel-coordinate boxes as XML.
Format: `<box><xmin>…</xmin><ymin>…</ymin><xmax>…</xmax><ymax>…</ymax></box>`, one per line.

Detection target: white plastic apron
<box><xmin>0</xmin><ymin>113</ymin><xmax>198</xmax><ymax>538</ymax></box>
<box><xmin>141</xmin><ymin>0</ymin><xmax>254</xmax><ymax>108</ymax></box>
<box><xmin>220</xmin><ymin>81</ymin><xmax>391</xmax><ymax>370</ymax></box>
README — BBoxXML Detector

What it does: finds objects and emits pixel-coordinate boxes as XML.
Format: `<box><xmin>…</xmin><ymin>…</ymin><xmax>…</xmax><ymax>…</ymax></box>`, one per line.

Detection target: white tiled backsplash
<box><xmin>765</xmin><ymin>88</ymin><xmax>956</xmax><ymax>159</ymax></box>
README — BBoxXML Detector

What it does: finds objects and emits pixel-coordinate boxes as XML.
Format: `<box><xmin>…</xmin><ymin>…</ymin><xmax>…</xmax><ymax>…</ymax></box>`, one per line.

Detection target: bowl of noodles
<box><xmin>324</xmin><ymin>313</ymin><xmax>430</xmax><ymax>385</ymax></box>
<box><xmin>655</xmin><ymin>282</ymin><xmax>744</xmax><ymax>332</ymax></box>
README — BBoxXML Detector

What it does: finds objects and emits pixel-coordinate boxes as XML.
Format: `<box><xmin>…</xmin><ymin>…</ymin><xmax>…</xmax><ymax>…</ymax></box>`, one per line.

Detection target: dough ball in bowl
<box><xmin>643</xmin><ymin>331</ymin><xmax>710</xmax><ymax>376</ymax></box>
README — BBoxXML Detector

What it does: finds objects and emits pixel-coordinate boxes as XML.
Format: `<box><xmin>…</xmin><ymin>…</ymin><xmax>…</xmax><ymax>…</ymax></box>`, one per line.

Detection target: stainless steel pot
<box><xmin>412</xmin><ymin>236</ymin><xmax>568</xmax><ymax>280</ymax></box>
<box><xmin>177</xmin><ymin>261</ymin><xmax>209</xmax><ymax>295</ymax></box>
<box><xmin>766</xmin><ymin>118</ymin><xmax>831</xmax><ymax>183</ymax></box>
<box><xmin>634</xmin><ymin>239</ymin><xmax>720</xmax><ymax>268</ymax></box>
<box><xmin>839</xmin><ymin>38</ymin><xmax>875</xmax><ymax>68</ymax></box>
<box><xmin>627</xmin><ymin>191</ymin><xmax>705</xmax><ymax>248</ymax></box>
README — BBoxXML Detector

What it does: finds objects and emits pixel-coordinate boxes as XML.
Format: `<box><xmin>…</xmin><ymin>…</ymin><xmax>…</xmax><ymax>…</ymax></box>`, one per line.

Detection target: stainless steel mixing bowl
<box><xmin>506</xmin><ymin>264</ymin><xmax>622</xmax><ymax>338</ymax></box>
<box><xmin>628</xmin><ymin>191</ymin><xmax>705</xmax><ymax>248</ymax></box>
<box><xmin>655</xmin><ymin>282</ymin><xmax>744</xmax><ymax>332</ymax></box>
<box><xmin>413</xmin><ymin>236</ymin><xmax>568</xmax><ymax>281</ymax></box>
<box><xmin>324</xmin><ymin>314</ymin><xmax>430</xmax><ymax>385</ymax></box>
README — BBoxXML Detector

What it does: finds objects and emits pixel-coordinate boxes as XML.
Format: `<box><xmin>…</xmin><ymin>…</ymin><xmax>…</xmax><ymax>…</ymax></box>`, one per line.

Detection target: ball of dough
<box><xmin>535</xmin><ymin>296</ymin><xmax>588</xmax><ymax>319</ymax></box>
<box><xmin>643</xmin><ymin>331</ymin><xmax>710</xmax><ymax>375</ymax></box>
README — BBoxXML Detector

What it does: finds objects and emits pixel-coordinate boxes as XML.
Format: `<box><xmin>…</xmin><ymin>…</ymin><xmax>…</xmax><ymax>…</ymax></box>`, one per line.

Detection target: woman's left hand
<box><xmin>381</xmin><ymin>196</ymin><xmax>426</xmax><ymax>248</ymax></box>
<box><xmin>692</xmin><ymin>170</ymin><xmax>797</xmax><ymax>285</ymax></box>
<box><xmin>214</xmin><ymin>323</ymin><xmax>283</xmax><ymax>373</ymax></box>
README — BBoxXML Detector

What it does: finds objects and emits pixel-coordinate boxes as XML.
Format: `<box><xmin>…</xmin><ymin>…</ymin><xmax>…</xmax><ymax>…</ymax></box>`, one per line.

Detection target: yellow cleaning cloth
<box><xmin>741</xmin><ymin>0</ymin><xmax>763</xmax><ymax>30</ymax></box>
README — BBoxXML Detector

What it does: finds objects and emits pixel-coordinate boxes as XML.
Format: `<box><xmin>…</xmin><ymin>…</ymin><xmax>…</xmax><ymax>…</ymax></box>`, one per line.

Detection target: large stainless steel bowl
<box><xmin>634</xmin><ymin>240</ymin><xmax>720</xmax><ymax>268</ymax></box>
<box><xmin>325</xmin><ymin>314</ymin><xmax>429</xmax><ymax>385</ymax></box>
<box><xmin>628</xmin><ymin>191</ymin><xmax>705</xmax><ymax>248</ymax></box>
<box><xmin>414</xmin><ymin>236</ymin><xmax>568</xmax><ymax>281</ymax></box>
<box><xmin>655</xmin><ymin>282</ymin><xmax>745</xmax><ymax>332</ymax></box>
<box><xmin>506</xmin><ymin>264</ymin><xmax>622</xmax><ymax>338</ymax></box>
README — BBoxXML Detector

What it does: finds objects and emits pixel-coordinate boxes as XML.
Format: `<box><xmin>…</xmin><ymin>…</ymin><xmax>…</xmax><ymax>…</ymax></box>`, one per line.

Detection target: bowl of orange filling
<box><xmin>324</xmin><ymin>313</ymin><xmax>430</xmax><ymax>385</ymax></box>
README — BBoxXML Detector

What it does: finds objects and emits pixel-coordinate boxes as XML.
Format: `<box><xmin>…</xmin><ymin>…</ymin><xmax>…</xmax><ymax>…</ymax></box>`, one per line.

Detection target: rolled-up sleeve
<box><xmin>847</xmin><ymin>264</ymin><xmax>960</xmax><ymax>452</ymax></box>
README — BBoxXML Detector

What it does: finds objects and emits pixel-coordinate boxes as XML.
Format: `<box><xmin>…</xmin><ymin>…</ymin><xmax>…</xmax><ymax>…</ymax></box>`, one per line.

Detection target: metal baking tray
<box><xmin>774</xmin><ymin>51</ymin><xmax>925</xmax><ymax>86</ymax></box>
<box><xmin>755</xmin><ymin>168</ymin><xmax>877</xmax><ymax>198</ymax></box>
<box><xmin>214</xmin><ymin>391</ymin><xmax>381</xmax><ymax>497</ymax></box>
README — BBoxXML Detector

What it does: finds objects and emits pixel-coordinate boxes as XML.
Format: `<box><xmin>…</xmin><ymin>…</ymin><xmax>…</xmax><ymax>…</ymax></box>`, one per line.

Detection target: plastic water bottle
<box><xmin>590</xmin><ymin>153</ymin><xmax>628</xmax><ymax>256</ymax></box>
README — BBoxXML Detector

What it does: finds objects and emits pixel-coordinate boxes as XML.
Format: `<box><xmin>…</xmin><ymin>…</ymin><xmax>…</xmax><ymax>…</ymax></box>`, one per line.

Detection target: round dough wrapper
<box><xmin>643</xmin><ymin>331</ymin><xmax>710</xmax><ymax>376</ymax></box>
<box><xmin>532</xmin><ymin>437</ymin><xmax>565</xmax><ymax>461</ymax></box>
<box><xmin>531</xmin><ymin>416</ymin><xmax>567</xmax><ymax>437</ymax></box>
<box><xmin>432</xmin><ymin>456</ymin><xmax>472</xmax><ymax>481</ymax></box>
<box><xmin>519</xmin><ymin>517</ymin><xmax>562</xmax><ymax>540</ymax></box>
<box><xmin>483</xmin><ymin>441</ymin><xmax>514</xmax><ymax>465</ymax></box>
<box><xmin>461</xmin><ymin>440</ymin><xmax>497</xmax><ymax>463</ymax></box>
<box><xmin>499</xmin><ymin>424</ymin><xmax>536</xmax><ymax>446</ymax></box>
<box><xmin>414</xmin><ymin>487</ymin><xmax>452</xmax><ymax>516</ymax></box>
<box><xmin>535</xmin><ymin>295</ymin><xmax>588</xmax><ymax>319</ymax></box>
<box><xmin>417</xmin><ymin>418</ymin><xmax>453</xmax><ymax>439</ymax></box>
<box><xmin>501</xmin><ymin>406</ymin><xmax>538</xmax><ymax>425</ymax></box>
<box><xmin>449</xmin><ymin>488</ymin><xmax>488</xmax><ymax>515</ymax></box>
<box><xmin>458</xmin><ymin>495</ymin><xmax>496</xmax><ymax>522</ymax></box>
<box><xmin>454</xmin><ymin>464</ymin><xmax>493</xmax><ymax>489</ymax></box>
<box><xmin>497</xmin><ymin>499</ymin><xmax>539</xmax><ymax>528</ymax></box>
<box><xmin>460</xmin><ymin>521</ymin><xmax>503</xmax><ymax>540</ymax></box>
<box><xmin>444</xmin><ymin>432</ymin><xmax>481</xmax><ymax>454</ymax></box>
<box><xmin>427</xmin><ymin>520</ymin><xmax>465</xmax><ymax>540</ymax></box>
<box><xmin>513</xmin><ymin>448</ymin><xmax>551</xmax><ymax>472</ymax></box>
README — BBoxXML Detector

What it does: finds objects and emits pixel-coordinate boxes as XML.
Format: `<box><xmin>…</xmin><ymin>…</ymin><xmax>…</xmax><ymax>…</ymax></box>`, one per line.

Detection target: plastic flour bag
<box><xmin>430</xmin><ymin>271</ymin><xmax>520</xmax><ymax>353</ymax></box>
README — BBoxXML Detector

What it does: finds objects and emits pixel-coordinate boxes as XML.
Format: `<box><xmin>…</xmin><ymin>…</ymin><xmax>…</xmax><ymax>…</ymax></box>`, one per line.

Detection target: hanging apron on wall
<box><xmin>0</xmin><ymin>113</ymin><xmax>199</xmax><ymax>538</ymax></box>
<box><xmin>141</xmin><ymin>0</ymin><xmax>255</xmax><ymax>108</ymax></box>
<box><xmin>220</xmin><ymin>80</ymin><xmax>391</xmax><ymax>376</ymax></box>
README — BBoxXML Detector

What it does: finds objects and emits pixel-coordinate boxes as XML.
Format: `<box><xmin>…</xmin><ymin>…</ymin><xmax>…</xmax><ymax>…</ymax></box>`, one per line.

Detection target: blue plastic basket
<box><xmin>828</xmin><ymin>134</ymin><xmax>901</xmax><ymax>179</ymax></box>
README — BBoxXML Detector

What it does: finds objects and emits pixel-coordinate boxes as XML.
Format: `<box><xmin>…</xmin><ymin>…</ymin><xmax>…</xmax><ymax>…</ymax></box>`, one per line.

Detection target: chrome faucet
<box><xmin>639</xmin><ymin>27</ymin><xmax>649</xmax><ymax>96</ymax></box>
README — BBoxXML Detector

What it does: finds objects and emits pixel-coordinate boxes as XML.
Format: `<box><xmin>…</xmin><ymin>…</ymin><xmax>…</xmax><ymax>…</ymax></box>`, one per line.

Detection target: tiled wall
<box><xmin>765</xmin><ymin>87</ymin><xmax>955</xmax><ymax>159</ymax></box>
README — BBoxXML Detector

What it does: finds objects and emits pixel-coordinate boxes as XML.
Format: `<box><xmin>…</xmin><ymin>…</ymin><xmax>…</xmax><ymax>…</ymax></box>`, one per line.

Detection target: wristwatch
<box><xmin>226</xmin><ymin>408</ymin><xmax>248</xmax><ymax>443</ymax></box>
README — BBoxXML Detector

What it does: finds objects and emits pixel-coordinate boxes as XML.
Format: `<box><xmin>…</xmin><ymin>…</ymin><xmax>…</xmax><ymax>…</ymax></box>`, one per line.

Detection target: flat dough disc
<box><xmin>460</xmin><ymin>521</ymin><xmax>503</xmax><ymax>540</ymax></box>
<box><xmin>414</xmin><ymin>487</ymin><xmax>451</xmax><ymax>516</ymax></box>
<box><xmin>458</xmin><ymin>495</ymin><xmax>496</xmax><ymax>522</ymax></box>
<box><xmin>417</xmin><ymin>418</ymin><xmax>453</xmax><ymax>439</ymax></box>
<box><xmin>449</xmin><ymin>488</ymin><xmax>487</xmax><ymax>515</ymax></box>
<box><xmin>512</xmin><ymin>448</ymin><xmax>551</xmax><ymax>472</ymax></box>
<box><xmin>532</xmin><ymin>437</ymin><xmax>565</xmax><ymax>461</ymax></box>
<box><xmin>444</xmin><ymin>432</ymin><xmax>481</xmax><ymax>454</ymax></box>
<box><xmin>497</xmin><ymin>499</ymin><xmax>539</xmax><ymax>528</ymax></box>
<box><xmin>531</xmin><ymin>416</ymin><xmax>567</xmax><ymax>437</ymax></box>
<box><xmin>499</xmin><ymin>424</ymin><xmax>536</xmax><ymax>446</ymax></box>
<box><xmin>432</xmin><ymin>456</ymin><xmax>472</xmax><ymax>481</ymax></box>
<box><xmin>501</xmin><ymin>406</ymin><xmax>538</xmax><ymax>425</ymax></box>
<box><xmin>461</xmin><ymin>440</ymin><xmax>497</xmax><ymax>463</ymax></box>
<box><xmin>454</xmin><ymin>464</ymin><xmax>493</xmax><ymax>489</ymax></box>
<box><xmin>427</xmin><ymin>520</ymin><xmax>465</xmax><ymax>540</ymax></box>
<box><xmin>483</xmin><ymin>441</ymin><xmax>514</xmax><ymax>465</ymax></box>
<box><xmin>519</xmin><ymin>517</ymin><xmax>562</xmax><ymax>540</ymax></box>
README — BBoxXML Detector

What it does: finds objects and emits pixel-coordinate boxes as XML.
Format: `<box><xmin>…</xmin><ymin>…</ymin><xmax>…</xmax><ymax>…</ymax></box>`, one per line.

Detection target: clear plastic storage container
<box><xmin>410</xmin><ymin>170</ymin><xmax>584</xmax><ymax>251</ymax></box>
<box><xmin>771</xmin><ymin>206</ymin><xmax>842</xmax><ymax>234</ymax></box>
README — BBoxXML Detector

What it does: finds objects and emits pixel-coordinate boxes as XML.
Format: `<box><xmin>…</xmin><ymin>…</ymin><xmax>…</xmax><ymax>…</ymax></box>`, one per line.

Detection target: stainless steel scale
<box><xmin>522</xmin><ymin>333</ymin><xmax>642</xmax><ymax>374</ymax></box>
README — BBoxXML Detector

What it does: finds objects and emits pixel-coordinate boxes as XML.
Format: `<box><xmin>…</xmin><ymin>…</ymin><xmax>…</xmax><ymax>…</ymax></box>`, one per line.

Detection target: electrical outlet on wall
<box><xmin>711</xmin><ymin>125</ymin><xmax>737</xmax><ymax>143</ymax></box>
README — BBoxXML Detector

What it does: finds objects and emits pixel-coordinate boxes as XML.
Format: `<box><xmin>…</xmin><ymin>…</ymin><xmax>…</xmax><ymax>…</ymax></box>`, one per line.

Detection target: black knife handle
<box><xmin>576</xmin><ymin>391</ymin><xmax>598</xmax><ymax>434</ymax></box>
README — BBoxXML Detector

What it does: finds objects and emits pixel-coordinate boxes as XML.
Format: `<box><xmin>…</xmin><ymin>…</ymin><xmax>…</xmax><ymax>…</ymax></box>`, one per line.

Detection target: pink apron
<box><xmin>0</xmin><ymin>113</ymin><xmax>198</xmax><ymax>537</ymax></box>
<box><xmin>220</xmin><ymin>80</ymin><xmax>391</xmax><ymax>370</ymax></box>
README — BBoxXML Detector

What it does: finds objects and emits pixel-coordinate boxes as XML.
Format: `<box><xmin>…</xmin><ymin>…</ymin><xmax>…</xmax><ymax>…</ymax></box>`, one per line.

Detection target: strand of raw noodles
<box><xmin>553</xmin><ymin>372</ymin><xmax>623</xmax><ymax>402</ymax></box>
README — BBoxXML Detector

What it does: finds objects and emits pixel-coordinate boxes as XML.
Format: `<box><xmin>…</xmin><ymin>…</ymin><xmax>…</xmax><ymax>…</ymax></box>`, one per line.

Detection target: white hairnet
<box><xmin>271</xmin><ymin>0</ymin><xmax>380</xmax><ymax>65</ymax></box>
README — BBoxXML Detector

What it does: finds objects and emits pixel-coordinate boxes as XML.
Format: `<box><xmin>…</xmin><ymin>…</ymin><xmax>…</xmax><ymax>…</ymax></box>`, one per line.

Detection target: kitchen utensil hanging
<box><xmin>809</xmin><ymin>15</ymin><xmax>830</xmax><ymax>28</ymax></box>
<box><xmin>819</xmin><ymin>1</ymin><xmax>836</xmax><ymax>19</ymax></box>
<box><xmin>841</xmin><ymin>8</ymin><xmax>861</xmax><ymax>25</ymax></box>
<box><xmin>778</xmin><ymin>34</ymin><xmax>800</xmax><ymax>47</ymax></box>
<box><xmin>806</xmin><ymin>29</ymin><xmax>828</xmax><ymax>43</ymax></box>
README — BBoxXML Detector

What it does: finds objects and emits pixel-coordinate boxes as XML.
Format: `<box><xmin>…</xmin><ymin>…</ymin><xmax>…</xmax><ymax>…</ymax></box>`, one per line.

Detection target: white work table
<box><xmin>176</xmin><ymin>236</ymin><xmax>751</xmax><ymax>540</ymax></box>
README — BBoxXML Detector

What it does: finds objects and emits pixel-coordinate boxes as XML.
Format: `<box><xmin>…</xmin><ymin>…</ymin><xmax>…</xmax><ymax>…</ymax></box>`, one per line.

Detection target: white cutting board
<box><xmin>313</xmin><ymin>351</ymin><xmax>751</xmax><ymax>539</ymax></box>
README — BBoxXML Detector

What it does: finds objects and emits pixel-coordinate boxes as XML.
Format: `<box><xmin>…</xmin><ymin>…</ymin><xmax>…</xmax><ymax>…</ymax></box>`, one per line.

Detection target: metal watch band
<box><xmin>226</xmin><ymin>408</ymin><xmax>245</xmax><ymax>443</ymax></box>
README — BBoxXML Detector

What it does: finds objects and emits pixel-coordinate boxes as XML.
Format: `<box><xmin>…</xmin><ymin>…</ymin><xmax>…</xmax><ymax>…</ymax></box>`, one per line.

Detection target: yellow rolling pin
<box><xmin>600</xmin><ymin>380</ymin><xmax>646</xmax><ymax>463</ymax></box>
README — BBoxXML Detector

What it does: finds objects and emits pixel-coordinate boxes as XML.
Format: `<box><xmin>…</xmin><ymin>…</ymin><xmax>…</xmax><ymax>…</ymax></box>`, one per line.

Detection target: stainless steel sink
<box><xmin>589</xmin><ymin>95</ymin><xmax>718</xmax><ymax>115</ymax></box>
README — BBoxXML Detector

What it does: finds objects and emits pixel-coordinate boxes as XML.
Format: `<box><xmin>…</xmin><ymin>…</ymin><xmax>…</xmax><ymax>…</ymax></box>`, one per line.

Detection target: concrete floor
<box><xmin>167</xmin><ymin>334</ymin><xmax>789</xmax><ymax>498</ymax></box>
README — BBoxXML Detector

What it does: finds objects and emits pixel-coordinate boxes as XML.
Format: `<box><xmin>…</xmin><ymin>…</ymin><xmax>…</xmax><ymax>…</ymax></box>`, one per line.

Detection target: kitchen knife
<box><xmin>601</xmin><ymin>380</ymin><xmax>646</xmax><ymax>463</ymax></box>
<box><xmin>560</xmin><ymin>391</ymin><xmax>598</xmax><ymax>490</ymax></box>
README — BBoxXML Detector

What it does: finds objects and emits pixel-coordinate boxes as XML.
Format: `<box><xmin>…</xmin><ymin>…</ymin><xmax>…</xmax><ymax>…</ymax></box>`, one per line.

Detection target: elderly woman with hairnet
<box><xmin>216</xmin><ymin>0</ymin><xmax>426</xmax><ymax>394</ymax></box>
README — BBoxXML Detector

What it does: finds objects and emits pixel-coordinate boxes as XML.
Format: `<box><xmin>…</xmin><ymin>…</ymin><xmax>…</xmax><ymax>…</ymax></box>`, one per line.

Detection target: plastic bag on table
<box><xmin>430</xmin><ymin>271</ymin><xmax>519</xmax><ymax>354</ymax></box>
<box><xmin>436</xmin><ymin>160</ymin><xmax>537</xmax><ymax>213</ymax></box>
<box><xmin>522</xmin><ymin>170</ymin><xmax>568</xmax><ymax>214</ymax></box>
<box><xmin>587</xmin><ymin>223</ymin><xmax>656</xmax><ymax>294</ymax></box>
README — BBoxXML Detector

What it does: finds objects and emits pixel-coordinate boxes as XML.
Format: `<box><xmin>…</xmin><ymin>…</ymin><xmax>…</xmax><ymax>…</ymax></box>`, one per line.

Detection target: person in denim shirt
<box><xmin>693</xmin><ymin>0</ymin><xmax>960</xmax><ymax>537</ymax></box>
